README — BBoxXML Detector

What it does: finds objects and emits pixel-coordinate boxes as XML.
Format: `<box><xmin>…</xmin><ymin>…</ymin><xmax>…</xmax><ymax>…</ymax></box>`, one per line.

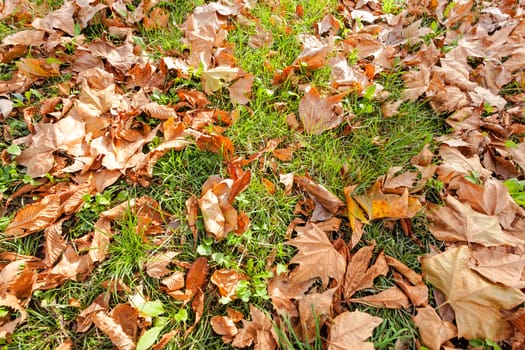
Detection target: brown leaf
<box><xmin>286</xmin><ymin>223</ymin><xmax>346</xmax><ymax>288</ymax></box>
<box><xmin>186</xmin><ymin>195</ymin><xmax>199</xmax><ymax>243</ymax></box>
<box><xmin>43</xmin><ymin>218</ymin><xmax>67</xmax><ymax>267</ymax></box>
<box><xmin>185</xmin><ymin>257</ymin><xmax>209</xmax><ymax>300</ymax></box>
<box><xmin>5</xmin><ymin>194</ymin><xmax>61</xmax><ymax>237</ymax></box>
<box><xmin>413</xmin><ymin>306</ymin><xmax>457</xmax><ymax>350</ymax></box>
<box><xmin>298</xmin><ymin>86</ymin><xmax>345</xmax><ymax>134</ymax></box>
<box><xmin>142</xmin><ymin>102</ymin><xmax>178</xmax><ymax>120</ymax></box>
<box><xmin>152</xmin><ymin>330</ymin><xmax>178</xmax><ymax>350</ymax></box>
<box><xmin>0</xmin><ymin>294</ymin><xmax>27</xmax><ymax>339</ymax></box>
<box><xmin>145</xmin><ymin>251</ymin><xmax>179</xmax><ymax>279</ymax></box>
<box><xmin>162</xmin><ymin>271</ymin><xmax>186</xmax><ymax>296</ymax></box>
<box><xmin>1</xmin><ymin>29</ymin><xmax>45</xmax><ymax>46</ymax></box>
<box><xmin>31</xmin><ymin>1</ymin><xmax>75</xmax><ymax>35</ymax></box>
<box><xmin>47</xmin><ymin>245</ymin><xmax>93</xmax><ymax>285</ymax></box>
<box><xmin>422</xmin><ymin>245</ymin><xmax>525</xmax><ymax>340</ymax></box>
<box><xmin>393</xmin><ymin>272</ymin><xmax>428</xmax><ymax>307</ymax></box>
<box><xmin>88</xmin><ymin>218</ymin><xmax>113</xmax><ymax>264</ymax></box>
<box><xmin>350</xmin><ymin>286</ymin><xmax>410</xmax><ymax>309</ymax></box>
<box><xmin>298</xmin><ymin>287</ymin><xmax>337</xmax><ymax>342</ymax></box>
<box><xmin>228</xmin><ymin>74</ymin><xmax>254</xmax><ymax>105</ymax></box>
<box><xmin>385</xmin><ymin>255</ymin><xmax>423</xmax><ymax>285</ymax></box>
<box><xmin>198</xmin><ymin>176</ymin><xmax>240</xmax><ymax>240</ymax></box>
<box><xmin>76</xmin><ymin>292</ymin><xmax>110</xmax><ymax>333</ymax></box>
<box><xmin>248</xmin><ymin>27</ymin><xmax>273</xmax><ymax>48</ymax></box>
<box><xmin>143</xmin><ymin>7</ymin><xmax>169</xmax><ymax>30</ymax></box>
<box><xmin>211</xmin><ymin>315</ymin><xmax>238</xmax><ymax>343</ymax></box>
<box><xmin>55</xmin><ymin>339</ymin><xmax>73</xmax><ymax>350</ymax></box>
<box><xmin>427</xmin><ymin>195</ymin><xmax>521</xmax><ymax>246</ymax></box>
<box><xmin>295</xmin><ymin>176</ymin><xmax>345</xmax><ymax>216</ymax></box>
<box><xmin>469</xmin><ymin>245</ymin><xmax>525</xmax><ymax>289</ymax></box>
<box><xmin>268</xmin><ymin>273</ymin><xmax>312</xmax><ymax>318</ymax></box>
<box><xmin>92</xmin><ymin>312</ymin><xmax>135</xmax><ymax>350</ymax></box>
<box><xmin>343</xmin><ymin>245</ymin><xmax>388</xmax><ymax>300</ymax></box>
<box><xmin>328</xmin><ymin>311</ymin><xmax>382</xmax><ymax>350</ymax></box>
<box><xmin>232</xmin><ymin>304</ymin><xmax>276</xmax><ymax>350</ymax></box>
<box><xmin>211</xmin><ymin>269</ymin><xmax>249</xmax><ymax>301</ymax></box>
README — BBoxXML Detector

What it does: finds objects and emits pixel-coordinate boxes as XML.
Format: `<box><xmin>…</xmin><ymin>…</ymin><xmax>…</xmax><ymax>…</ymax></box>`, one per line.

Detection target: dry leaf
<box><xmin>43</xmin><ymin>219</ymin><xmax>67</xmax><ymax>267</ymax></box>
<box><xmin>232</xmin><ymin>304</ymin><xmax>276</xmax><ymax>349</ymax></box>
<box><xmin>298</xmin><ymin>287</ymin><xmax>337</xmax><ymax>341</ymax></box>
<box><xmin>228</xmin><ymin>74</ymin><xmax>254</xmax><ymax>105</ymax></box>
<box><xmin>422</xmin><ymin>245</ymin><xmax>525</xmax><ymax>340</ymax></box>
<box><xmin>5</xmin><ymin>194</ymin><xmax>61</xmax><ymax>237</ymax></box>
<box><xmin>286</xmin><ymin>223</ymin><xmax>346</xmax><ymax>288</ymax></box>
<box><xmin>350</xmin><ymin>286</ymin><xmax>410</xmax><ymax>309</ymax></box>
<box><xmin>145</xmin><ymin>251</ymin><xmax>178</xmax><ymax>278</ymax></box>
<box><xmin>343</xmin><ymin>245</ymin><xmax>388</xmax><ymax>300</ymax></box>
<box><xmin>201</xmin><ymin>66</ymin><xmax>241</xmax><ymax>94</ymax></box>
<box><xmin>413</xmin><ymin>306</ymin><xmax>457</xmax><ymax>350</ymax></box>
<box><xmin>211</xmin><ymin>269</ymin><xmax>249</xmax><ymax>300</ymax></box>
<box><xmin>92</xmin><ymin>312</ymin><xmax>135</xmax><ymax>350</ymax></box>
<box><xmin>185</xmin><ymin>257</ymin><xmax>209</xmax><ymax>300</ymax></box>
<box><xmin>328</xmin><ymin>311</ymin><xmax>382</xmax><ymax>350</ymax></box>
<box><xmin>268</xmin><ymin>273</ymin><xmax>312</xmax><ymax>318</ymax></box>
<box><xmin>76</xmin><ymin>292</ymin><xmax>110</xmax><ymax>333</ymax></box>
<box><xmin>298</xmin><ymin>86</ymin><xmax>344</xmax><ymax>134</ymax></box>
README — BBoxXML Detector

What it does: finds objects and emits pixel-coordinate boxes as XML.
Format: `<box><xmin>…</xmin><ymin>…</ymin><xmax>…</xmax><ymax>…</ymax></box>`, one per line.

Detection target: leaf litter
<box><xmin>1</xmin><ymin>0</ymin><xmax>525</xmax><ymax>349</ymax></box>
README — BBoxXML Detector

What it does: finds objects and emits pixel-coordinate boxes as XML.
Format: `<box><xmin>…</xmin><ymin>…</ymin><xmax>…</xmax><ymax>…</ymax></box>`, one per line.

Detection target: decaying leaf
<box><xmin>328</xmin><ymin>311</ymin><xmax>382</xmax><ymax>350</ymax></box>
<box><xmin>286</xmin><ymin>223</ymin><xmax>346</xmax><ymax>288</ymax></box>
<box><xmin>145</xmin><ymin>251</ymin><xmax>179</xmax><ymax>279</ymax></box>
<box><xmin>422</xmin><ymin>245</ymin><xmax>525</xmax><ymax>340</ymax></box>
<box><xmin>92</xmin><ymin>311</ymin><xmax>135</xmax><ymax>350</ymax></box>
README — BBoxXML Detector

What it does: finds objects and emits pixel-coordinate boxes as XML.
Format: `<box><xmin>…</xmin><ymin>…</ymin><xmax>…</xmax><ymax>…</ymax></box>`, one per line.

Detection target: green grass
<box><xmin>0</xmin><ymin>0</ymin><xmax>451</xmax><ymax>348</ymax></box>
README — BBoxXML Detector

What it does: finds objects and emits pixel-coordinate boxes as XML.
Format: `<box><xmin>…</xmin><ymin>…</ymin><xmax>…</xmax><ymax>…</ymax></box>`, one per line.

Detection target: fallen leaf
<box><xmin>427</xmin><ymin>195</ymin><xmax>522</xmax><ymax>246</ymax></box>
<box><xmin>185</xmin><ymin>257</ymin><xmax>209</xmax><ymax>300</ymax></box>
<box><xmin>295</xmin><ymin>176</ymin><xmax>345</xmax><ymax>216</ymax></box>
<box><xmin>76</xmin><ymin>292</ymin><xmax>110</xmax><ymax>332</ymax></box>
<box><xmin>286</xmin><ymin>223</ymin><xmax>346</xmax><ymax>288</ymax></box>
<box><xmin>298</xmin><ymin>86</ymin><xmax>345</xmax><ymax>134</ymax></box>
<box><xmin>4</xmin><ymin>194</ymin><xmax>61</xmax><ymax>237</ymax></box>
<box><xmin>43</xmin><ymin>218</ymin><xmax>67</xmax><ymax>267</ymax></box>
<box><xmin>232</xmin><ymin>304</ymin><xmax>276</xmax><ymax>349</ymax></box>
<box><xmin>422</xmin><ymin>245</ymin><xmax>525</xmax><ymax>340</ymax></box>
<box><xmin>145</xmin><ymin>251</ymin><xmax>178</xmax><ymax>279</ymax></box>
<box><xmin>393</xmin><ymin>272</ymin><xmax>428</xmax><ymax>307</ymax></box>
<box><xmin>211</xmin><ymin>315</ymin><xmax>238</xmax><ymax>343</ymax></box>
<box><xmin>298</xmin><ymin>287</ymin><xmax>337</xmax><ymax>342</ymax></box>
<box><xmin>92</xmin><ymin>311</ymin><xmax>135</xmax><ymax>350</ymax></box>
<box><xmin>328</xmin><ymin>310</ymin><xmax>382</xmax><ymax>350</ymax></box>
<box><xmin>201</xmin><ymin>66</ymin><xmax>241</xmax><ymax>94</ymax></box>
<box><xmin>413</xmin><ymin>306</ymin><xmax>457</xmax><ymax>350</ymax></box>
<box><xmin>17</xmin><ymin>57</ymin><xmax>60</xmax><ymax>77</ymax></box>
<box><xmin>211</xmin><ymin>269</ymin><xmax>249</xmax><ymax>300</ymax></box>
<box><xmin>161</xmin><ymin>271</ymin><xmax>186</xmax><ymax>296</ymax></box>
<box><xmin>350</xmin><ymin>286</ymin><xmax>410</xmax><ymax>309</ymax></box>
<box><xmin>228</xmin><ymin>74</ymin><xmax>254</xmax><ymax>105</ymax></box>
<box><xmin>469</xmin><ymin>245</ymin><xmax>525</xmax><ymax>289</ymax></box>
<box><xmin>267</xmin><ymin>273</ymin><xmax>312</xmax><ymax>318</ymax></box>
<box><xmin>343</xmin><ymin>245</ymin><xmax>388</xmax><ymax>300</ymax></box>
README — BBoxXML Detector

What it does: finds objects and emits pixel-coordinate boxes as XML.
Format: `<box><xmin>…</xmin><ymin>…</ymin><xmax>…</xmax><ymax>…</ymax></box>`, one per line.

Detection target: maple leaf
<box><xmin>353</xmin><ymin>180</ymin><xmax>422</xmax><ymax>221</ymax></box>
<box><xmin>328</xmin><ymin>311</ymin><xmax>382</xmax><ymax>350</ymax></box>
<box><xmin>469</xmin><ymin>245</ymin><xmax>525</xmax><ymax>289</ymax></box>
<box><xmin>298</xmin><ymin>86</ymin><xmax>345</xmax><ymax>135</ymax></box>
<box><xmin>228</xmin><ymin>74</ymin><xmax>254</xmax><ymax>105</ymax></box>
<box><xmin>422</xmin><ymin>245</ymin><xmax>525</xmax><ymax>340</ymax></box>
<box><xmin>298</xmin><ymin>287</ymin><xmax>337</xmax><ymax>341</ymax></box>
<box><xmin>413</xmin><ymin>306</ymin><xmax>457</xmax><ymax>350</ymax></box>
<box><xmin>294</xmin><ymin>175</ymin><xmax>346</xmax><ymax>220</ymax></box>
<box><xmin>427</xmin><ymin>195</ymin><xmax>522</xmax><ymax>246</ymax></box>
<box><xmin>267</xmin><ymin>273</ymin><xmax>312</xmax><ymax>318</ymax></box>
<box><xmin>342</xmin><ymin>244</ymin><xmax>388</xmax><ymax>300</ymax></box>
<box><xmin>232</xmin><ymin>304</ymin><xmax>277</xmax><ymax>350</ymax></box>
<box><xmin>285</xmin><ymin>223</ymin><xmax>346</xmax><ymax>288</ymax></box>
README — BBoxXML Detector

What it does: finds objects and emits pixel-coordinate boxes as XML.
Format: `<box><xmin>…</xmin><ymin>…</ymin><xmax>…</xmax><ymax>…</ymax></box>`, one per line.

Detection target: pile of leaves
<box><xmin>1</xmin><ymin>0</ymin><xmax>525</xmax><ymax>349</ymax></box>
